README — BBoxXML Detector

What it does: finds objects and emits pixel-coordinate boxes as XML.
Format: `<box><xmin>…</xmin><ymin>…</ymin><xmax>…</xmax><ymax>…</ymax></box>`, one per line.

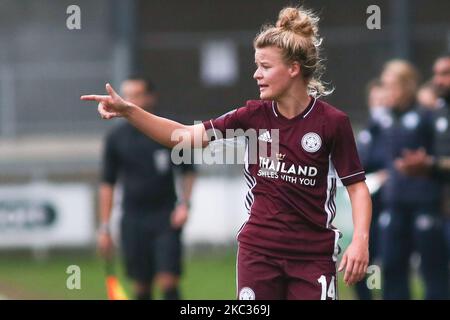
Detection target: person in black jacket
<box><xmin>355</xmin><ymin>79</ymin><xmax>389</xmax><ymax>300</ymax></box>
<box><xmin>97</xmin><ymin>77</ymin><xmax>197</xmax><ymax>300</ymax></box>
<box><xmin>396</xmin><ymin>53</ymin><xmax>450</xmax><ymax>261</ymax></box>
<box><xmin>373</xmin><ymin>60</ymin><xmax>448</xmax><ymax>299</ymax></box>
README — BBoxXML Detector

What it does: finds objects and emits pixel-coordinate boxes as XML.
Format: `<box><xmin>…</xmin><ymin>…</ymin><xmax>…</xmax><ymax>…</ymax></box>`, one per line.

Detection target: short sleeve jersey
<box><xmin>203</xmin><ymin>98</ymin><xmax>365</xmax><ymax>261</ymax></box>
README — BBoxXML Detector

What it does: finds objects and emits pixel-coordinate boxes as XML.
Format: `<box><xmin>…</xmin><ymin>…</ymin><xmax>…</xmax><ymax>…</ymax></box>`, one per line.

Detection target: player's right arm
<box><xmin>99</xmin><ymin>183</ymin><xmax>114</xmax><ymax>232</ymax></box>
<box><xmin>81</xmin><ymin>83</ymin><xmax>208</xmax><ymax>148</ymax></box>
<box><xmin>97</xmin><ymin>130</ymin><xmax>120</xmax><ymax>259</ymax></box>
<box><xmin>98</xmin><ymin>183</ymin><xmax>114</xmax><ymax>258</ymax></box>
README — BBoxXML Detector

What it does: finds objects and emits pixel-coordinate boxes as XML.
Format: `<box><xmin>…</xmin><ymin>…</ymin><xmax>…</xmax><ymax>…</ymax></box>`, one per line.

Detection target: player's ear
<box><xmin>289</xmin><ymin>61</ymin><xmax>301</xmax><ymax>78</ymax></box>
<box><xmin>147</xmin><ymin>92</ymin><xmax>158</xmax><ymax>108</ymax></box>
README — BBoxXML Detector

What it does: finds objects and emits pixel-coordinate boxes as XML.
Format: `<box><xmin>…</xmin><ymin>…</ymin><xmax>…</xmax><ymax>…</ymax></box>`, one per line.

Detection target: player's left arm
<box><xmin>180</xmin><ymin>171</ymin><xmax>196</xmax><ymax>206</ymax></box>
<box><xmin>338</xmin><ymin>181</ymin><xmax>372</xmax><ymax>286</ymax></box>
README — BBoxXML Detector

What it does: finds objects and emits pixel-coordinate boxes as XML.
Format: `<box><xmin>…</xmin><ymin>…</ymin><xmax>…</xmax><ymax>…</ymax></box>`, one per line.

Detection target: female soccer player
<box><xmin>82</xmin><ymin>6</ymin><xmax>372</xmax><ymax>300</ymax></box>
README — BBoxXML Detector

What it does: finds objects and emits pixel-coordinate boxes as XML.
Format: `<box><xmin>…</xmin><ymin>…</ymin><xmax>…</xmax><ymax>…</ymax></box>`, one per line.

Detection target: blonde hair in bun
<box><xmin>254</xmin><ymin>6</ymin><xmax>332</xmax><ymax>97</ymax></box>
<box><xmin>276</xmin><ymin>7</ymin><xmax>318</xmax><ymax>37</ymax></box>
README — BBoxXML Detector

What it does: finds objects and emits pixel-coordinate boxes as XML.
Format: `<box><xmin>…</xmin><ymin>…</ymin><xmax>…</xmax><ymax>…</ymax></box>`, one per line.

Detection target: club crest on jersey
<box><xmin>154</xmin><ymin>149</ymin><xmax>170</xmax><ymax>173</ymax></box>
<box><xmin>301</xmin><ymin>132</ymin><xmax>322</xmax><ymax>153</ymax></box>
<box><xmin>239</xmin><ymin>287</ymin><xmax>255</xmax><ymax>300</ymax></box>
<box><xmin>402</xmin><ymin>111</ymin><xmax>419</xmax><ymax>130</ymax></box>
<box><xmin>435</xmin><ymin>117</ymin><xmax>448</xmax><ymax>133</ymax></box>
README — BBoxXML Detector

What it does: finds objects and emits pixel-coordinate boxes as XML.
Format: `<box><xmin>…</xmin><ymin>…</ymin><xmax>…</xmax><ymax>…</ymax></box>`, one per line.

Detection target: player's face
<box><xmin>253</xmin><ymin>46</ymin><xmax>293</xmax><ymax>100</ymax></box>
<box><xmin>433</xmin><ymin>58</ymin><xmax>450</xmax><ymax>99</ymax></box>
<box><xmin>381</xmin><ymin>71</ymin><xmax>412</xmax><ymax>109</ymax></box>
<box><xmin>368</xmin><ymin>86</ymin><xmax>387</xmax><ymax>108</ymax></box>
<box><xmin>121</xmin><ymin>80</ymin><xmax>156</xmax><ymax>110</ymax></box>
<box><xmin>417</xmin><ymin>87</ymin><xmax>437</xmax><ymax>109</ymax></box>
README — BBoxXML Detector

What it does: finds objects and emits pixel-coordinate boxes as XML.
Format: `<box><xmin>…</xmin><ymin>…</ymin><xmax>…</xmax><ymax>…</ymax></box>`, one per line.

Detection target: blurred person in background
<box><xmin>375</xmin><ymin>60</ymin><xmax>449</xmax><ymax>299</ymax></box>
<box><xmin>366</xmin><ymin>78</ymin><xmax>389</xmax><ymax>123</ymax></box>
<box><xmin>97</xmin><ymin>77</ymin><xmax>197</xmax><ymax>300</ymax></box>
<box><xmin>417</xmin><ymin>81</ymin><xmax>439</xmax><ymax>110</ymax></box>
<box><xmin>396</xmin><ymin>53</ymin><xmax>450</xmax><ymax>262</ymax></box>
<box><xmin>82</xmin><ymin>6</ymin><xmax>372</xmax><ymax>300</ymax></box>
<box><xmin>355</xmin><ymin>79</ymin><xmax>389</xmax><ymax>299</ymax></box>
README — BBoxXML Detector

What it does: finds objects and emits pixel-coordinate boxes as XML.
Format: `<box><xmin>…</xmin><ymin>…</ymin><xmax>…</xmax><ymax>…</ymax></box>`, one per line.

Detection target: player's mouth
<box><xmin>259</xmin><ymin>84</ymin><xmax>269</xmax><ymax>91</ymax></box>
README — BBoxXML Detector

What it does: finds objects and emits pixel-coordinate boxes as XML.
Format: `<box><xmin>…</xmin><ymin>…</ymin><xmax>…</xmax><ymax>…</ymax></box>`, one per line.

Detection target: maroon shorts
<box><xmin>237</xmin><ymin>245</ymin><xmax>338</xmax><ymax>300</ymax></box>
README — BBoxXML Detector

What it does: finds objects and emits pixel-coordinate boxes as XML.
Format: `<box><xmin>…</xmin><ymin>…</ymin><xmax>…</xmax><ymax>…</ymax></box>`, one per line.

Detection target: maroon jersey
<box><xmin>203</xmin><ymin>98</ymin><xmax>365</xmax><ymax>261</ymax></box>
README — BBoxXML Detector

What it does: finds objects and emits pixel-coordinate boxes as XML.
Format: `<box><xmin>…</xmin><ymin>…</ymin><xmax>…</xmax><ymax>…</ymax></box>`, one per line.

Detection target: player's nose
<box><xmin>253</xmin><ymin>69</ymin><xmax>262</xmax><ymax>80</ymax></box>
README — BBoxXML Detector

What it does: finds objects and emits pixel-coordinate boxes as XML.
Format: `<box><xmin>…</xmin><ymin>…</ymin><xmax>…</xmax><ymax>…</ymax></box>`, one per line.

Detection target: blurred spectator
<box><xmin>367</xmin><ymin>78</ymin><xmax>389</xmax><ymax>123</ymax></box>
<box><xmin>355</xmin><ymin>79</ymin><xmax>389</xmax><ymax>300</ymax></box>
<box><xmin>375</xmin><ymin>60</ymin><xmax>449</xmax><ymax>299</ymax></box>
<box><xmin>397</xmin><ymin>53</ymin><xmax>450</xmax><ymax>260</ymax></box>
<box><xmin>417</xmin><ymin>81</ymin><xmax>439</xmax><ymax>110</ymax></box>
<box><xmin>97</xmin><ymin>77</ymin><xmax>197</xmax><ymax>300</ymax></box>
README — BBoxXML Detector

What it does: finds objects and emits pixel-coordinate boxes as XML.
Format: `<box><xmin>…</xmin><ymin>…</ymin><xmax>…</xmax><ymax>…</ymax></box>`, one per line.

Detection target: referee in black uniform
<box><xmin>97</xmin><ymin>77</ymin><xmax>196</xmax><ymax>300</ymax></box>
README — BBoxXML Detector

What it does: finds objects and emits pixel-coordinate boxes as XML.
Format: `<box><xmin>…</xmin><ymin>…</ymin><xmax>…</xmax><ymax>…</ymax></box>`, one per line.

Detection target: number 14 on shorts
<box><xmin>318</xmin><ymin>275</ymin><xmax>336</xmax><ymax>300</ymax></box>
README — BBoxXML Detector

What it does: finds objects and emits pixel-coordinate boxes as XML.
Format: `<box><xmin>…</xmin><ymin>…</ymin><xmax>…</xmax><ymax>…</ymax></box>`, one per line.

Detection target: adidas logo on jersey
<box><xmin>258</xmin><ymin>131</ymin><xmax>272</xmax><ymax>143</ymax></box>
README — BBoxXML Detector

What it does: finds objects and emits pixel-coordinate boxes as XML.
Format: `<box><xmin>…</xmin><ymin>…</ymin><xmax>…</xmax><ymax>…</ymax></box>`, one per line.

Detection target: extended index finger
<box><xmin>80</xmin><ymin>94</ymin><xmax>110</xmax><ymax>102</ymax></box>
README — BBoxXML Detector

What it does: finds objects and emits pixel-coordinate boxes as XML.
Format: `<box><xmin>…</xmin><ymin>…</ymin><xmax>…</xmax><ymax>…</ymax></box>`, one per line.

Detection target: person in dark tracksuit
<box><xmin>355</xmin><ymin>79</ymin><xmax>389</xmax><ymax>300</ymax></box>
<box><xmin>97</xmin><ymin>77</ymin><xmax>197</xmax><ymax>300</ymax></box>
<box><xmin>397</xmin><ymin>53</ymin><xmax>450</xmax><ymax>261</ymax></box>
<box><xmin>377</xmin><ymin>60</ymin><xmax>449</xmax><ymax>300</ymax></box>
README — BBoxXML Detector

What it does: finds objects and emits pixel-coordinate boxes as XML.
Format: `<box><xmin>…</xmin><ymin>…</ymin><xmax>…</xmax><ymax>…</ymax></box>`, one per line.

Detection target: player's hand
<box><xmin>375</xmin><ymin>170</ymin><xmax>389</xmax><ymax>185</ymax></box>
<box><xmin>338</xmin><ymin>239</ymin><xmax>369</xmax><ymax>286</ymax></box>
<box><xmin>81</xmin><ymin>83</ymin><xmax>133</xmax><ymax>120</ymax></box>
<box><xmin>97</xmin><ymin>231</ymin><xmax>114</xmax><ymax>259</ymax></box>
<box><xmin>395</xmin><ymin>148</ymin><xmax>433</xmax><ymax>176</ymax></box>
<box><xmin>171</xmin><ymin>203</ymin><xmax>189</xmax><ymax>229</ymax></box>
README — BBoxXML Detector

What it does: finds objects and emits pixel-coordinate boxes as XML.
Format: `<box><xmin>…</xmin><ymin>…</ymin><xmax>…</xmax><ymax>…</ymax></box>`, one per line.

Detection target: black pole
<box><xmin>390</xmin><ymin>0</ymin><xmax>412</xmax><ymax>60</ymax></box>
<box><xmin>112</xmin><ymin>0</ymin><xmax>138</xmax><ymax>86</ymax></box>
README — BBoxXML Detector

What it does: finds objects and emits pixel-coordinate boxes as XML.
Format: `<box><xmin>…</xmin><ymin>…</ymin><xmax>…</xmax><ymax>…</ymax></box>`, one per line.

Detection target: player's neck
<box><xmin>276</xmin><ymin>88</ymin><xmax>311</xmax><ymax>119</ymax></box>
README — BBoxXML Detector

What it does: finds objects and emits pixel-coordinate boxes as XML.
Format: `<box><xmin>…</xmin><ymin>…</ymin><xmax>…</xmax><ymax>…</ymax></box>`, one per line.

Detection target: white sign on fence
<box><xmin>0</xmin><ymin>182</ymin><xmax>95</xmax><ymax>248</ymax></box>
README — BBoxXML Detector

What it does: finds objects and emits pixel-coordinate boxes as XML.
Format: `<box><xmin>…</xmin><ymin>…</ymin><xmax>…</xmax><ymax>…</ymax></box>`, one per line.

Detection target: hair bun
<box><xmin>276</xmin><ymin>7</ymin><xmax>315</xmax><ymax>37</ymax></box>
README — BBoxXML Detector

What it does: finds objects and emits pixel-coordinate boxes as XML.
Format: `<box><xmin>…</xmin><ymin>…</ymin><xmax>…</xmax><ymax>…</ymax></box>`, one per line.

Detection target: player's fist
<box><xmin>171</xmin><ymin>203</ymin><xmax>189</xmax><ymax>229</ymax></box>
<box><xmin>97</xmin><ymin>231</ymin><xmax>114</xmax><ymax>259</ymax></box>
